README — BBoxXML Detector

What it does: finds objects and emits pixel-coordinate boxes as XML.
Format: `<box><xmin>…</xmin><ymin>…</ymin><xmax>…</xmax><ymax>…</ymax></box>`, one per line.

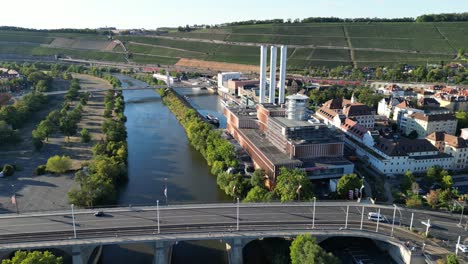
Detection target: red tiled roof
<box><xmin>341</xmin><ymin>118</ymin><xmax>368</xmax><ymax>139</ymax></box>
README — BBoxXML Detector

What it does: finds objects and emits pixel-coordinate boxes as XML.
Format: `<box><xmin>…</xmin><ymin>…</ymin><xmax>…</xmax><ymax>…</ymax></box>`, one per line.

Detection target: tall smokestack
<box><xmin>278</xmin><ymin>45</ymin><xmax>287</xmax><ymax>104</ymax></box>
<box><xmin>269</xmin><ymin>46</ymin><xmax>277</xmax><ymax>104</ymax></box>
<box><xmin>259</xmin><ymin>45</ymin><xmax>267</xmax><ymax>104</ymax></box>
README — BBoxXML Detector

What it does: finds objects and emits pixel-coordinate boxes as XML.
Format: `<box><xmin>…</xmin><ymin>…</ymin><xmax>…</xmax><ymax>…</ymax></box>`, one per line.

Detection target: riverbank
<box><xmin>0</xmin><ymin>74</ymin><xmax>112</xmax><ymax>212</ymax></box>
<box><xmin>156</xmin><ymin>88</ymin><xmax>242</xmax><ymax>198</ymax></box>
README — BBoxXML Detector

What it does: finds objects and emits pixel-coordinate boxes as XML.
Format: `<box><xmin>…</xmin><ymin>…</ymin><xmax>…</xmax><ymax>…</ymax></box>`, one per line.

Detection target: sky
<box><xmin>1</xmin><ymin>0</ymin><xmax>468</xmax><ymax>29</ymax></box>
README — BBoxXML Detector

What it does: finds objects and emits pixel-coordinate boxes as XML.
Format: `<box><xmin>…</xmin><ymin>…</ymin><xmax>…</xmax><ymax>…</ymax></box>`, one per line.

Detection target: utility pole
<box><xmin>236</xmin><ymin>197</ymin><xmax>240</xmax><ymax>231</ymax></box>
<box><xmin>360</xmin><ymin>206</ymin><xmax>364</xmax><ymax>230</ymax></box>
<box><xmin>391</xmin><ymin>204</ymin><xmax>397</xmax><ymax>237</ymax></box>
<box><xmin>456</xmin><ymin>236</ymin><xmax>461</xmax><ymax>256</ymax></box>
<box><xmin>345</xmin><ymin>205</ymin><xmax>349</xmax><ymax>229</ymax></box>
<box><xmin>312</xmin><ymin>197</ymin><xmax>316</xmax><ymax>229</ymax></box>
<box><xmin>376</xmin><ymin>208</ymin><xmax>381</xmax><ymax>232</ymax></box>
<box><xmin>157</xmin><ymin>200</ymin><xmax>160</xmax><ymax>234</ymax></box>
<box><xmin>71</xmin><ymin>204</ymin><xmax>77</xmax><ymax>239</ymax></box>
<box><xmin>410</xmin><ymin>213</ymin><xmax>414</xmax><ymax>231</ymax></box>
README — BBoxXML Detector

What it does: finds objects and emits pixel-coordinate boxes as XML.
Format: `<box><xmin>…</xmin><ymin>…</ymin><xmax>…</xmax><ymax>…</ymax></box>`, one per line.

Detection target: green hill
<box><xmin>1</xmin><ymin>22</ymin><xmax>467</xmax><ymax>69</ymax></box>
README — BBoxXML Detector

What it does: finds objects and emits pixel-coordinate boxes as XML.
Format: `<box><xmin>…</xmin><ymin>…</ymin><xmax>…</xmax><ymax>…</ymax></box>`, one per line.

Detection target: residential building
<box><xmin>317</xmin><ymin>96</ymin><xmax>375</xmax><ymax>129</ymax></box>
<box><xmin>427</xmin><ymin>132</ymin><xmax>468</xmax><ymax>170</ymax></box>
<box><xmin>377</xmin><ymin>97</ymin><xmax>403</xmax><ymax>118</ymax></box>
<box><xmin>404</xmin><ymin>112</ymin><xmax>457</xmax><ymax>138</ymax></box>
<box><xmin>0</xmin><ymin>68</ymin><xmax>20</xmax><ymax>80</ymax></box>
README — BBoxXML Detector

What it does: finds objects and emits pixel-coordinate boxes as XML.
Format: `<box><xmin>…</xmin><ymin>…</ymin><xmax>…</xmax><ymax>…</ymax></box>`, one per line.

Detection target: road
<box><xmin>36</xmin><ymin>85</ymin><xmax>205</xmax><ymax>96</ymax></box>
<box><xmin>0</xmin><ymin>202</ymin><xmax>465</xmax><ymax>254</ymax></box>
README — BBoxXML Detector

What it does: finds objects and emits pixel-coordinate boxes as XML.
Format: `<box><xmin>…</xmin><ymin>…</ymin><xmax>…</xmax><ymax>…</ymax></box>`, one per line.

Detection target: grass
<box><xmin>2</xmin><ymin>22</ymin><xmax>468</xmax><ymax>68</ymax></box>
<box><xmin>0</xmin><ymin>32</ymin><xmax>54</xmax><ymax>44</ymax></box>
<box><xmin>350</xmin><ymin>38</ymin><xmax>455</xmax><ymax>53</ymax></box>
<box><xmin>0</xmin><ymin>43</ymin><xmax>126</xmax><ymax>63</ymax></box>
<box><xmin>131</xmin><ymin>54</ymin><xmax>180</xmax><ymax>65</ymax></box>
<box><xmin>354</xmin><ymin>50</ymin><xmax>454</xmax><ymax>66</ymax></box>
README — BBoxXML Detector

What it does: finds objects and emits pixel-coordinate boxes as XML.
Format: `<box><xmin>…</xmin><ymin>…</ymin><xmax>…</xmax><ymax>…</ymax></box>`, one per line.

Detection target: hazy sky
<box><xmin>2</xmin><ymin>0</ymin><xmax>467</xmax><ymax>29</ymax></box>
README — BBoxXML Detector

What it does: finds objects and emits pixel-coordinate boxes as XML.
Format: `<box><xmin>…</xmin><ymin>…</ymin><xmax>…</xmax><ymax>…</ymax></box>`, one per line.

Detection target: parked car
<box><xmin>458</xmin><ymin>244</ymin><xmax>468</xmax><ymax>253</ymax></box>
<box><xmin>367</xmin><ymin>212</ymin><xmax>386</xmax><ymax>222</ymax></box>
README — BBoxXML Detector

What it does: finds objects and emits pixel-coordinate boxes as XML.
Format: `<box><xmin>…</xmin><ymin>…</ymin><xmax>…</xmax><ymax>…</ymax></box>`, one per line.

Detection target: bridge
<box><xmin>0</xmin><ymin>202</ymin><xmax>465</xmax><ymax>264</ymax></box>
<box><xmin>42</xmin><ymin>84</ymin><xmax>215</xmax><ymax>96</ymax></box>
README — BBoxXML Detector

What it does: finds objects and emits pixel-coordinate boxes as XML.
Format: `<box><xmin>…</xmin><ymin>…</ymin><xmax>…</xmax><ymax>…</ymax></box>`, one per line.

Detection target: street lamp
<box><xmin>312</xmin><ymin>197</ymin><xmax>316</xmax><ymax>229</ymax></box>
<box><xmin>156</xmin><ymin>200</ymin><xmax>160</xmax><ymax>234</ymax></box>
<box><xmin>391</xmin><ymin>204</ymin><xmax>397</xmax><ymax>237</ymax></box>
<box><xmin>236</xmin><ymin>197</ymin><xmax>240</xmax><ymax>231</ymax></box>
<box><xmin>296</xmin><ymin>185</ymin><xmax>302</xmax><ymax>202</ymax></box>
<box><xmin>454</xmin><ymin>200</ymin><xmax>465</xmax><ymax>227</ymax></box>
<box><xmin>71</xmin><ymin>204</ymin><xmax>77</xmax><ymax>239</ymax></box>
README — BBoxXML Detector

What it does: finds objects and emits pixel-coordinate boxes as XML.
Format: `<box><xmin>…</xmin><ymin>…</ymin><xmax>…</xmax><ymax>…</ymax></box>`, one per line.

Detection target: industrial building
<box><xmin>225</xmin><ymin>96</ymin><xmax>354</xmax><ymax>180</ymax></box>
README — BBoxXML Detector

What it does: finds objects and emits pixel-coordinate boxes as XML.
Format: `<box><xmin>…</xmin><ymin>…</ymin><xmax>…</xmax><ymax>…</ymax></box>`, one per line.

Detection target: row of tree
<box><xmin>222</xmin><ymin>13</ymin><xmax>468</xmax><ymax>26</ymax></box>
<box><xmin>68</xmin><ymin>89</ymin><xmax>128</xmax><ymax>207</ymax></box>
<box><xmin>32</xmin><ymin>79</ymin><xmax>89</xmax><ymax>150</ymax></box>
<box><xmin>0</xmin><ymin>92</ymin><xmax>48</xmax><ymax>131</ymax></box>
<box><xmin>307</xmin><ymin>64</ymin><xmax>468</xmax><ymax>85</ymax></box>
<box><xmin>308</xmin><ymin>84</ymin><xmax>383</xmax><ymax>109</ymax></box>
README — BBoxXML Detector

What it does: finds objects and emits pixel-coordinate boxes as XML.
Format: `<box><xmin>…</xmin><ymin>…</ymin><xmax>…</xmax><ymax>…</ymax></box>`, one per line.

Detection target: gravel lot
<box><xmin>0</xmin><ymin>74</ymin><xmax>110</xmax><ymax>213</ymax></box>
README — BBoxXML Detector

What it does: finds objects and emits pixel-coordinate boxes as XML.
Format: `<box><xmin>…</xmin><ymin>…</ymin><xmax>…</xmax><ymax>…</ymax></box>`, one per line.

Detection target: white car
<box><xmin>458</xmin><ymin>244</ymin><xmax>468</xmax><ymax>253</ymax></box>
<box><xmin>368</xmin><ymin>212</ymin><xmax>386</xmax><ymax>222</ymax></box>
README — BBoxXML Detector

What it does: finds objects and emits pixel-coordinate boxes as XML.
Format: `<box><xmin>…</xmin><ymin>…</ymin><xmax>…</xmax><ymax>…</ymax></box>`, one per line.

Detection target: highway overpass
<box><xmin>0</xmin><ymin>202</ymin><xmax>464</xmax><ymax>264</ymax></box>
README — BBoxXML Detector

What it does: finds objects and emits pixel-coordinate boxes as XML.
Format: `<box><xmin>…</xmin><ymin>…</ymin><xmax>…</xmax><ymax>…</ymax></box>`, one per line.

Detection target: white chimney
<box><xmin>259</xmin><ymin>45</ymin><xmax>267</xmax><ymax>104</ymax></box>
<box><xmin>269</xmin><ymin>46</ymin><xmax>277</xmax><ymax>104</ymax></box>
<box><xmin>278</xmin><ymin>45</ymin><xmax>287</xmax><ymax>104</ymax></box>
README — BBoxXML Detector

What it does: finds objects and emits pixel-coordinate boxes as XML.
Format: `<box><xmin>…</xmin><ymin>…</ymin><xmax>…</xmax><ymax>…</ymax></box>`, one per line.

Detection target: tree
<box><xmin>290</xmin><ymin>234</ymin><xmax>339</xmax><ymax>264</ymax></box>
<box><xmin>401</xmin><ymin>171</ymin><xmax>415</xmax><ymax>192</ymax></box>
<box><xmin>2</xmin><ymin>250</ymin><xmax>62</xmax><ymax>264</ymax></box>
<box><xmin>80</xmin><ymin>128</ymin><xmax>91</xmax><ymax>143</ymax></box>
<box><xmin>36</xmin><ymin>119</ymin><xmax>56</xmax><ymax>141</ymax></box>
<box><xmin>442</xmin><ymin>175</ymin><xmax>454</xmax><ymax>190</ymax></box>
<box><xmin>337</xmin><ymin>173</ymin><xmax>362</xmax><ymax>199</ymax></box>
<box><xmin>59</xmin><ymin>115</ymin><xmax>78</xmax><ymax>141</ymax></box>
<box><xmin>406</xmin><ymin>195</ymin><xmax>422</xmax><ymax>208</ymax></box>
<box><xmin>275</xmin><ymin>168</ymin><xmax>312</xmax><ymax>202</ymax></box>
<box><xmin>426</xmin><ymin>190</ymin><xmax>440</xmax><ymax>208</ymax></box>
<box><xmin>2</xmin><ymin>164</ymin><xmax>14</xmax><ymax>177</ymax></box>
<box><xmin>425</xmin><ymin>166</ymin><xmax>440</xmax><ymax>185</ymax></box>
<box><xmin>244</xmin><ymin>186</ymin><xmax>273</xmax><ymax>202</ymax></box>
<box><xmin>46</xmin><ymin>155</ymin><xmax>72</xmax><ymax>174</ymax></box>
<box><xmin>250</xmin><ymin>169</ymin><xmax>266</xmax><ymax>188</ymax></box>
<box><xmin>446</xmin><ymin>253</ymin><xmax>459</xmax><ymax>264</ymax></box>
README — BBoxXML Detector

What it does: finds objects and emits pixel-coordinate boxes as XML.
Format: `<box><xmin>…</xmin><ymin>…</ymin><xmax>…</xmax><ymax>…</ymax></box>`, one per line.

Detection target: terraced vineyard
<box><xmin>0</xmin><ymin>22</ymin><xmax>467</xmax><ymax>69</ymax></box>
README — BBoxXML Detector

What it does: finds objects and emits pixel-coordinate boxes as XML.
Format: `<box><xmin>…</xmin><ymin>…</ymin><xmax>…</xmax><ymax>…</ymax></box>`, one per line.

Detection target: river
<box><xmin>99</xmin><ymin>77</ymin><xmax>230</xmax><ymax>264</ymax></box>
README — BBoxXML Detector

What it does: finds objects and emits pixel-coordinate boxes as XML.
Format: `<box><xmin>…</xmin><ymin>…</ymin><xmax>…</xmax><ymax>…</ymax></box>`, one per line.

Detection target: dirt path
<box><xmin>0</xmin><ymin>74</ymin><xmax>111</xmax><ymax>213</ymax></box>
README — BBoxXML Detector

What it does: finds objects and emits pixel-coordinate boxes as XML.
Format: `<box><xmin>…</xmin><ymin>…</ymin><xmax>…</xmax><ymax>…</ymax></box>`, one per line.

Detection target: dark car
<box><xmin>94</xmin><ymin>211</ymin><xmax>104</xmax><ymax>217</ymax></box>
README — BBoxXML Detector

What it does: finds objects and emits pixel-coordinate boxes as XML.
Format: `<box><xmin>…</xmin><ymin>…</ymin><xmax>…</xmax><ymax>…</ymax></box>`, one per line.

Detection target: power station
<box><xmin>258</xmin><ymin>45</ymin><xmax>288</xmax><ymax>105</ymax></box>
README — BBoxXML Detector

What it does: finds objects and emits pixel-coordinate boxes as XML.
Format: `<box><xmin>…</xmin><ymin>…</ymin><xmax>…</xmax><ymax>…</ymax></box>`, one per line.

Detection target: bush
<box><xmin>46</xmin><ymin>155</ymin><xmax>72</xmax><ymax>174</ymax></box>
<box><xmin>2</xmin><ymin>164</ymin><xmax>14</xmax><ymax>177</ymax></box>
<box><xmin>34</xmin><ymin>165</ymin><xmax>47</xmax><ymax>175</ymax></box>
<box><xmin>80</xmin><ymin>128</ymin><xmax>91</xmax><ymax>143</ymax></box>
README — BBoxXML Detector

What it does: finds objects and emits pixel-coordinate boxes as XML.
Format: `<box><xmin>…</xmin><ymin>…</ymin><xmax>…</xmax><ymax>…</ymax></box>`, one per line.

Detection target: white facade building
<box><xmin>217</xmin><ymin>72</ymin><xmax>241</xmax><ymax>94</ymax></box>
<box><xmin>427</xmin><ymin>132</ymin><xmax>468</xmax><ymax>170</ymax></box>
<box><xmin>404</xmin><ymin>112</ymin><xmax>458</xmax><ymax>138</ymax></box>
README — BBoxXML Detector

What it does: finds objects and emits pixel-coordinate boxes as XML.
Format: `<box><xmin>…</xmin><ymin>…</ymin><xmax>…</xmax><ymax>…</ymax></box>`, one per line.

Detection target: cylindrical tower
<box><xmin>286</xmin><ymin>94</ymin><xmax>309</xmax><ymax>121</ymax></box>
